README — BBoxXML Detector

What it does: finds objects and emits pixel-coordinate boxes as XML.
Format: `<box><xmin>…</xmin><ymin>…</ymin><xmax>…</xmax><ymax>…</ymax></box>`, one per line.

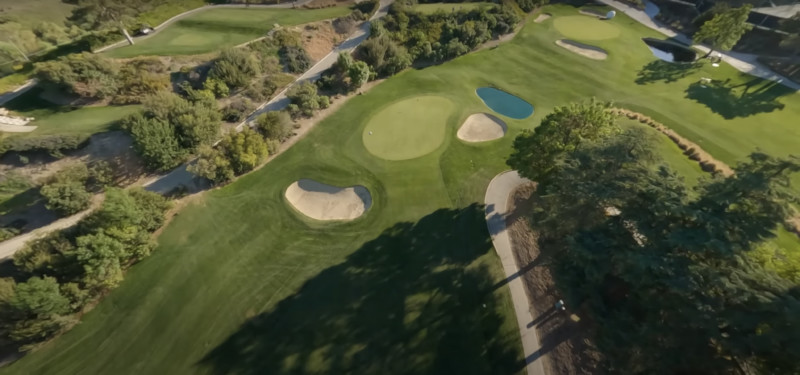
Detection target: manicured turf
<box><xmin>412</xmin><ymin>2</ymin><xmax>497</xmax><ymax>14</ymax></box>
<box><xmin>553</xmin><ymin>15</ymin><xmax>621</xmax><ymax>40</ymax></box>
<box><xmin>2</xmin><ymin>88</ymin><xmax>140</xmax><ymax>137</ymax></box>
<box><xmin>362</xmin><ymin>96</ymin><xmax>454</xmax><ymax>160</ymax></box>
<box><xmin>5</xmin><ymin>4</ymin><xmax>800</xmax><ymax>375</ymax></box>
<box><xmin>105</xmin><ymin>7</ymin><xmax>351</xmax><ymax>58</ymax></box>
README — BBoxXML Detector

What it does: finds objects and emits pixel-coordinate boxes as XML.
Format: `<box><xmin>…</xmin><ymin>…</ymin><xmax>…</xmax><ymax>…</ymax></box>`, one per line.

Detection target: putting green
<box><xmin>362</xmin><ymin>96</ymin><xmax>454</xmax><ymax>160</ymax></box>
<box><xmin>553</xmin><ymin>15</ymin><xmax>620</xmax><ymax>40</ymax></box>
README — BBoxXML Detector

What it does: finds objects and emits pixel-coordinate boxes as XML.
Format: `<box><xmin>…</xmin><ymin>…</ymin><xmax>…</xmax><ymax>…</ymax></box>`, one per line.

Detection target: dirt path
<box><xmin>484</xmin><ymin>170</ymin><xmax>547</xmax><ymax>375</ymax></box>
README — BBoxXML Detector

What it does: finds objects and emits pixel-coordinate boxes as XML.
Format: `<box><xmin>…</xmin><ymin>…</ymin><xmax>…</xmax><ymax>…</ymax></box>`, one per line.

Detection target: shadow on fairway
<box><xmin>635</xmin><ymin>60</ymin><xmax>702</xmax><ymax>85</ymax></box>
<box><xmin>200</xmin><ymin>204</ymin><xmax>526</xmax><ymax>375</ymax></box>
<box><xmin>685</xmin><ymin>77</ymin><xmax>788</xmax><ymax>119</ymax></box>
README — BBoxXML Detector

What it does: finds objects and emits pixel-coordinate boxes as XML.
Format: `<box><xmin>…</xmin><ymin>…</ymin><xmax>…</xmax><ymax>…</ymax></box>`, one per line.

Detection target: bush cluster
<box><xmin>39</xmin><ymin>162</ymin><xmax>112</xmax><ymax>217</ymax></box>
<box><xmin>0</xmin><ymin>134</ymin><xmax>90</xmax><ymax>157</ymax></box>
<box><xmin>286</xmin><ymin>81</ymin><xmax>330</xmax><ymax>118</ymax></box>
<box><xmin>0</xmin><ymin>188</ymin><xmax>170</xmax><ymax>350</ymax></box>
<box><xmin>122</xmin><ymin>91</ymin><xmax>221</xmax><ymax>171</ymax></box>
<box><xmin>34</xmin><ymin>53</ymin><xmax>170</xmax><ymax>104</ymax></box>
<box><xmin>188</xmin><ymin>128</ymin><xmax>271</xmax><ymax>184</ymax></box>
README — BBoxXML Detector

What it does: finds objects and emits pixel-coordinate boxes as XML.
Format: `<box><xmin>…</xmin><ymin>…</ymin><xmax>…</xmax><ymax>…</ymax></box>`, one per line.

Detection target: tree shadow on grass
<box><xmin>685</xmin><ymin>77</ymin><xmax>788</xmax><ymax>119</ymax></box>
<box><xmin>635</xmin><ymin>60</ymin><xmax>702</xmax><ymax>85</ymax></box>
<box><xmin>200</xmin><ymin>204</ymin><xmax>526</xmax><ymax>375</ymax></box>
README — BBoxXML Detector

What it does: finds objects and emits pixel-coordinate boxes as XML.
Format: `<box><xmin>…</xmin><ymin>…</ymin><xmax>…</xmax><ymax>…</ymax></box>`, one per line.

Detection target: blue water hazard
<box><xmin>476</xmin><ymin>87</ymin><xmax>534</xmax><ymax>119</ymax></box>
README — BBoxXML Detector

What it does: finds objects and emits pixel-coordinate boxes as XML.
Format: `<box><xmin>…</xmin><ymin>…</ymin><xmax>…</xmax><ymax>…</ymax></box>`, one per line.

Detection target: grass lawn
<box><xmin>553</xmin><ymin>15</ymin><xmax>621</xmax><ymax>40</ymax></box>
<box><xmin>412</xmin><ymin>2</ymin><xmax>497</xmax><ymax>14</ymax></box>
<box><xmin>362</xmin><ymin>96</ymin><xmax>454</xmax><ymax>160</ymax></box>
<box><xmin>5</xmin><ymin>4</ymin><xmax>800</xmax><ymax>375</ymax></box>
<box><xmin>2</xmin><ymin>88</ymin><xmax>140</xmax><ymax>137</ymax></box>
<box><xmin>105</xmin><ymin>7</ymin><xmax>352</xmax><ymax>58</ymax></box>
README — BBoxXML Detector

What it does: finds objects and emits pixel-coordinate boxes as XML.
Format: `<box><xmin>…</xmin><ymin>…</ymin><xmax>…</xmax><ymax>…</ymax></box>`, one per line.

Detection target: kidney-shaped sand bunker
<box><xmin>285</xmin><ymin>179</ymin><xmax>372</xmax><ymax>221</ymax></box>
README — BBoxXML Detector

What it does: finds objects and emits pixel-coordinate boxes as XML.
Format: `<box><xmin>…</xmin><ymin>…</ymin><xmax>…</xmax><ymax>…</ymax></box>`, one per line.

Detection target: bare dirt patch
<box><xmin>294</xmin><ymin>20</ymin><xmax>347</xmax><ymax>62</ymax></box>
<box><xmin>507</xmin><ymin>184</ymin><xmax>604</xmax><ymax>375</ymax></box>
<box><xmin>555</xmin><ymin>39</ymin><xmax>607</xmax><ymax>60</ymax></box>
<box><xmin>285</xmin><ymin>179</ymin><xmax>371</xmax><ymax>221</ymax></box>
<box><xmin>457</xmin><ymin>113</ymin><xmax>506</xmax><ymax>142</ymax></box>
<box><xmin>534</xmin><ymin>13</ymin><xmax>551</xmax><ymax>23</ymax></box>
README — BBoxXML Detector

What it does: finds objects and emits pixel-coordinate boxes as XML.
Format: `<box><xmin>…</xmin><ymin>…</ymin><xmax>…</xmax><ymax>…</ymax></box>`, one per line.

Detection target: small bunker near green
<box><xmin>556</xmin><ymin>39</ymin><xmax>607</xmax><ymax>60</ymax></box>
<box><xmin>457</xmin><ymin>113</ymin><xmax>507</xmax><ymax>142</ymax></box>
<box><xmin>363</xmin><ymin>96</ymin><xmax>454</xmax><ymax>160</ymax></box>
<box><xmin>476</xmin><ymin>87</ymin><xmax>533</xmax><ymax>119</ymax></box>
<box><xmin>285</xmin><ymin>179</ymin><xmax>372</xmax><ymax>221</ymax></box>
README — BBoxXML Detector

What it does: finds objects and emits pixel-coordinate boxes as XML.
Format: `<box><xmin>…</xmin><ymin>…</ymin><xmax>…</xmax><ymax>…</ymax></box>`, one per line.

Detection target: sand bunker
<box><xmin>534</xmin><ymin>13</ymin><xmax>551</xmax><ymax>23</ymax></box>
<box><xmin>285</xmin><ymin>179</ymin><xmax>372</xmax><ymax>221</ymax></box>
<box><xmin>555</xmin><ymin>39</ymin><xmax>607</xmax><ymax>60</ymax></box>
<box><xmin>457</xmin><ymin>113</ymin><xmax>507</xmax><ymax>142</ymax></box>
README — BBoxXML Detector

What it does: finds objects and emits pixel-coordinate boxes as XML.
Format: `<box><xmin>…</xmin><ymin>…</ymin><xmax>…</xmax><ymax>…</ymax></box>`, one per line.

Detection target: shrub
<box><xmin>354</xmin><ymin>0</ymin><xmax>379</xmax><ymax>16</ymax></box>
<box><xmin>218</xmin><ymin>128</ymin><xmax>269</xmax><ymax>175</ymax></box>
<box><xmin>40</xmin><ymin>181</ymin><xmax>91</xmax><ymax>216</ymax></box>
<box><xmin>279</xmin><ymin>46</ymin><xmax>312</xmax><ymax>73</ymax></box>
<box><xmin>209</xmin><ymin>48</ymin><xmax>261</xmax><ymax>89</ymax></box>
<box><xmin>286</xmin><ymin>81</ymin><xmax>328</xmax><ymax>117</ymax></box>
<box><xmin>356</xmin><ymin>34</ymin><xmax>411</xmax><ymax>76</ymax></box>
<box><xmin>244</xmin><ymin>76</ymin><xmax>279</xmax><ymax>102</ymax></box>
<box><xmin>223</xmin><ymin>98</ymin><xmax>256</xmax><ymax>122</ymax></box>
<box><xmin>123</xmin><ymin>113</ymin><xmax>187</xmax><ymax>171</ymax></box>
<box><xmin>203</xmin><ymin>77</ymin><xmax>230</xmax><ymax>98</ymax></box>
<box><xmin>113</xmin><ymin>58</ymin><xmax>170</xmax><ymax>105</ymax></box>
<box><xmin>188</xmin><ymin>145</ymin><xmax>235</xmax><ymax>184</ymax></box>
<box><xmin>34</xmin><ymin>53</ymin><xmax>119</xmax><ymax>100</ymax></box>
<box><xmin>255</xmin><ymin>111</ymin><xmax>292</xmax><ymax>141</ymax></box>
<box><xmin>0</xmin><ymin>134</ymin><xmax>90</xmax><ymax>157</ymax></box>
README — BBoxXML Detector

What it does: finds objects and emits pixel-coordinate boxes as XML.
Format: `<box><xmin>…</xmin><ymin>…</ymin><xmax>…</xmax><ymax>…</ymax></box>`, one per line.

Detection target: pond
<box><xmin>476</xmin><ymin>87</ymin><xmax>533</xmax><ymax>119</ymax></box>
<box><xmin>642</xmin><ymin>38</ymin><xmax>697</xmax><ymax>63</ymax></box>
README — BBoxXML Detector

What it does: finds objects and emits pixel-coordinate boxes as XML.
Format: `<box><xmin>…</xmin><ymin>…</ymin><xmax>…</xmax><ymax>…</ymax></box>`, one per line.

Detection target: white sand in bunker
<box><xmin>534</xmin><ymin>13</ymin><xmax>551</xmax><ymax>23</ymax></box>
<box><xmin>457</xmin><ymin>113</ymin><xmax>507</xmax><ymax>142</ymax></box>
<box><xmin>285</xmin><ymin>179</ymin><xmax>372</xmax><ymax>221</ymax></box>
<box><xmin>555</xmin><ymin>39</ymin><xmax>608</xmax><ymax>60</ymax></box>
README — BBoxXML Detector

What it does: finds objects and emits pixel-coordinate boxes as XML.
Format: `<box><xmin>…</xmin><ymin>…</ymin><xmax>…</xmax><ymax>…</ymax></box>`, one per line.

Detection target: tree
<box><xmin>348</xmin><ymin>60</ymin><xmax>371</xmax><ymax>89</ymax></box>
<box><xmin>286</xmin><ymin>81</ymin><xmax>329</xmax><ymax>117</ymax></box>
<box><xmin>255</xmin><ymin>111</ymin><xmax>292</xmax><ymax>141</ymax></box>
<box><xmin>693</xmin><ymin>5</ymin><xmax>753</xmax><ymax>57</ymax></box>
<box><xmin>124</xmin><ymin>113</ymin><xmax>186</xmax><ymax>171</ymax></box>
<box><xmin>40</xmin><ymin>181</ymin><xmax>92</xmax><ymax>216</ymax></box>
<box><xmin>75</xmin><ymin>232</ymin><xmax>125</xmax><ymax>291</ymax></box>
<box><xmin>218</xmin><ymin>128</ymin><xmax>269</xmax><ymax>175</ymax></box>
<box><xmin>506</xmin><ymin>99</ymin><xmax>618</xmax><ymax>183</ymax></box>
<box><xmin>188</xmin><ymin>145</ymin><xmax>235</xmax><ymax>184</ymax></box>
<box><xmin>6</xmin><ymin>276</ymin><xmax>73</xmax><ymax>345</ymax></box>
<box><xmin>357</xmin><ymin>34</ymin><xmax>411</xmax><ymax>76</ymax></box>
<box><xmin>516</xmin><ymin>126</ymin><xmax>800</xmax><ymax>373</ymax></box>
<box><xmin>68</xmin><ymin>0</ymin><xmax>140</xmax><ymax>45</ymax></box>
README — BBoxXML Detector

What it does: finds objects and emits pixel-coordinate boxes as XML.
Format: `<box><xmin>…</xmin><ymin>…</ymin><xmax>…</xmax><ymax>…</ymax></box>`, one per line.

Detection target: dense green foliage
<box><xmin>1</xmin><ymin>188</ymin><xmax>169</xmax><ymax>350</ymax></box>
<box><xmin>512</xmin><ymin>104</ymin><xmax>800</xmax><ymax>373</ymax></box>
<box><xmin>188</xmin><ymin>128</ymin><xmax>269</xmax><ymax>184</ymax></box>
<box><xmin>123</xmin><ymin>91</ymin><xmax>221</xmax><ymax>171</ymax></box>
<box><xmin>507</xmin><ymin>99</ymin><xmax>619</xmax><ymax>182</ymax></box>
<box><xmin>255</xmin><ymin>111</ymin><xmax>292</xmax><ymax>142</ymax></box>
<box><xmin>0</xmin><ymin>134</ymin><xmax>89</xmax><ymax>157</ymax></box>
<box><xmin>355</xmin><ymin>0</ymin><xmax>522</xmax><ymax>74</ymax></box>
<box><xmin>210</xmin><ymin>48</ymin><xmax>262</xmax><ymax>89</ymax></box>
<box><xmin>34</xmin><ymin>52</ymin><xmax>119</xmax><ymax>99</ymax></box>
<box><xmin>286</xmin><ymin>81</ymin><xmax>330</xmax><ymax>117</ymax></box>
<box><xmin>693</xmin><ymin>5</ymin><xmax>753</xmax><ymax>54</ymax></box>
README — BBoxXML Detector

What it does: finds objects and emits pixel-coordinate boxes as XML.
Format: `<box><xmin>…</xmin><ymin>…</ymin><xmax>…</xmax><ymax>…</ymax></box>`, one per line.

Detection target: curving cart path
<box><xmin>484</xmin><ymin>171</ymin><xmax>546</xmax><ymax>375</ymax></box>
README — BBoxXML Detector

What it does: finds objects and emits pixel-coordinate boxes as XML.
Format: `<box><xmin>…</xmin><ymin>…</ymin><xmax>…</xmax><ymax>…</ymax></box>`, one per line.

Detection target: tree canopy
<box><xmin>693</xmin><ymin>5</ymin><xmax>753</xmax><ymax>54</ymax></box>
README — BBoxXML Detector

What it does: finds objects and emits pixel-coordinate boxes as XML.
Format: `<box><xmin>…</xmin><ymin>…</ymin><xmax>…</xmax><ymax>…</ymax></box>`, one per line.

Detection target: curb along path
<box><xmin>484</xmin><ymin>171</ymin><xmax>546</xmax><ymax>375</ymax></box>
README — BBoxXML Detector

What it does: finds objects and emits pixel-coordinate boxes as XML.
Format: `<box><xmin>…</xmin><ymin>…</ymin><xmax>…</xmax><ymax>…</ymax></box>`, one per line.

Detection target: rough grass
<box><xmin>105</xmin><ymin>7</ymin><xmax>352</xmax><ymax>58</ymax></box>
<box><xmin>553</xmin><ymin>15</ymin><xmax>621</xmax><ymax>40</ymax></box>
<box><xmin>362</xmin><ymin>95</ymin><xmax>454</xmax><ymax>160</ymax></box>
<box><xmin>412</xmin><ymin>2</ymin><xmax>497</xmax><ymax>14</ymax></box>
<box><xmin>4</xmin><ymin>4</ymin><xmax>800</xmax><ymax>374</ymax></box>
<box><xmin>0</xmin><ymin>0</ymin><xmax>75</xmax><ymax>27</ymax></box>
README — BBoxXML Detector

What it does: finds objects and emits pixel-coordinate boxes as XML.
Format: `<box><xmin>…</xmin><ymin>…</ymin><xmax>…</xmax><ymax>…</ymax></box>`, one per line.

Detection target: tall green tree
<box><xmin>506</xmin><ymin>99</ymin><xmax>619</xmax><ymax>183</ymax></box>
<box><xmin>6</xmin><ymin>276</ymin><xmax>73</xmax><ymax>345</ymax></box>
<box><xmin>693</xmin><ymin>5</ymin><xmax>753</xmax><ymax>57</ymax></box>
<box><xmin>68</xmin><ymin>0</ymin><xmax>141</xmax><ymax>45</ymax></box>
<box><xmin>518</xmin><ymin>121</ymin><xmax>800</xmax><ymax>373</ymax></box>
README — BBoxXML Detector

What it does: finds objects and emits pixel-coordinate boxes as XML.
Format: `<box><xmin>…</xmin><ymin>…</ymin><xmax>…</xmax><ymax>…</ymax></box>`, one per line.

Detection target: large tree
<box><xmin>693</xmin><ymin>5</ymin><xmax>753</xmax><ymax>57</ymax></box>
<box><xmin>68</xmin><ymin>0</ymin><xmax>143</xmax><ymax>45</ymax></box>
<box><xmin>506</xmin><ymin>99</ymin><xmax>619</xmax><ymax>183</ymax></box>
<box><xmin>517</xmin><ymin>116</ymin><xmax>800</xmax><ymax>373</ymax></box>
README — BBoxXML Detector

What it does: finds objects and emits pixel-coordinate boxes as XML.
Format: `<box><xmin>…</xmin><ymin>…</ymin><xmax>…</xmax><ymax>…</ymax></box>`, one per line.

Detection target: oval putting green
<box><xmin>553</xmin><ymin>15</ymin><xmax>620</xmax><ymax>41</ymax></box>
<box><xmin>363</xmin><ymin>96</ymin><xmax>454</xmax><ymax>161</ymax></box>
